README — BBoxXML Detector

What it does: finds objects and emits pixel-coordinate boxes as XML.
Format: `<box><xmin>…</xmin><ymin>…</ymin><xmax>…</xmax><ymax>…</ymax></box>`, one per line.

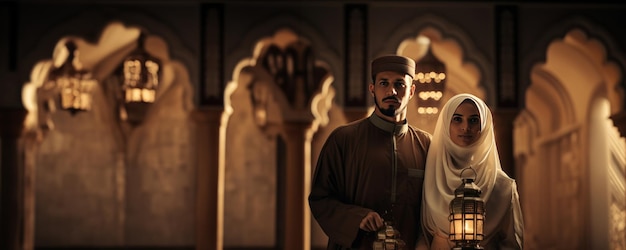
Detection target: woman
<box><xmin>420</xmin><ymin>93</ymin><xmax>524</xmax><ymax>249</ymax></box>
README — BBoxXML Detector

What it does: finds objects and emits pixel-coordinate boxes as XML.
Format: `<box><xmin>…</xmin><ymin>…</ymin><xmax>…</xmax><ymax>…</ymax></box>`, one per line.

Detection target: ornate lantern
<box><xmin>415</xmin><ymin>47</ymin><xmax>446</xmax><ymax>115</ymax></box>
<box><xmin>373</xmin><ymin>221</ymin><xmax>406</xmax><ymax>250</ymax></box>
<box><xmin>449</xmin><ymin>167</ymin><xmax>485</xmax><ymax>250</ymax></box>
<box><xmin>120</xmin><ymin>31</ymin><xmax>161</xmax><ymax>124</ymax></box>
<box><xmin>47</xmin><ymin>40</ymin><xmax>96</xmax><ymax>114</ymax></box>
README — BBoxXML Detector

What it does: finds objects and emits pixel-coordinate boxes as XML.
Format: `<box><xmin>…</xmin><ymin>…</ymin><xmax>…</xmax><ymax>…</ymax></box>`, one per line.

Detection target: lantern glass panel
<box><xmin>477</xmin><ymin>220</ymin><xmax>484</xmax><ymax>236</ymax></box>
<box><xmin>449</xmin><ymin>170</ymin><xmax>486</xmax><ymax>249</ymax></box>
<box><xmin>465</xmin><ymin>220</ymin><xmax>475</xmax><ymax>235</ymax></box>
<box><xmin>452</xmin><ymin>219</ymin><xmax>462</xmax><ymax>237</ymax></box>
<box><xmin>49</xmin><ymin>41</ymin><xmax>96</xmax><ymax>114</ymax></box>
<box><xmin>121</xmin><ymin>33</ymin><xmax>160</xmax><ymax>104</ymax></box>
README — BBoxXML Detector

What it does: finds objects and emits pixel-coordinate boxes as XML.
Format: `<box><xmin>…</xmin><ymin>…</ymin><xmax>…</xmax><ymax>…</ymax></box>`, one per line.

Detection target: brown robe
<box><xmin>309</xmin><ymin>113</ymin><xmax>431</xmax><ymax>249</ymax></box>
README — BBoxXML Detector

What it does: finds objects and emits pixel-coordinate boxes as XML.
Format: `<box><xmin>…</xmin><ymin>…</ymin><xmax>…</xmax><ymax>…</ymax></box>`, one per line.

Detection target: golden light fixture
<box><xmin>120</xmin><ymin>32</ymin><xmax>161</xmax><ymax>124</ymax></box>
<box><xmin>415</xmin><ymin>47</ymin><xmax>446</xmax><ymax>115</ymax></box>
<box><xmin>47</xmin><ymin>40</ymin><xmax>96</xmax><ymax>114</ymax></box>
<box><xmin>449</xmin><ymin>167</ymin><xmax>485</xmax><ymax>250</ymax></box>
<box><xmin>373</xmin><ymin>221</ymin><xmax>406</xmax><ymax>250</ymax></box>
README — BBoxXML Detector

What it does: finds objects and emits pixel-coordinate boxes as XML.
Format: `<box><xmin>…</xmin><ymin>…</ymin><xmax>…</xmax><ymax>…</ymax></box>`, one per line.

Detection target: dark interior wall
<box><xmin>516</xmin><ymin>3</ymin><xmax>626</xmax><ymax>104</ymax></box>
<box><xmin>5</xmin><ymin>1</ymin><xmax>626</xmax><ymax>109</ymax></box>
<box><xmin>0</xmin><ymin>2</ymin><xmax>20</xmax><ymax>108</ymax></box>
<box><xmin>2</xmin><ymin>1</ymin><xmax>626</xmax><ymax>249</ymax></box>
<box><xmin>368</xmin><ymin>2</ymin><xmax>495</xmax><ymax>58</ymax></box>
<box><xmin>222</xmin><ymin>2</ymin><xmax>345</xmax><ymax>105</ymax></box>
<box><xmin>14</xmin><ymin>2</ymin><xmax>201</xmax><ymax>106</ymax></box>
<box><xmin>3</xmin><ymin>2</ymin><xmax>201</xmax><ymax>248</ymax></box>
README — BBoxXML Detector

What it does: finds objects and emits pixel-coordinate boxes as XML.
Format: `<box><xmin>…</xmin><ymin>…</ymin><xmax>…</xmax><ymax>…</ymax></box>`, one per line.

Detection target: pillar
<box><xmin>281</xmin><ymin>120</ymin><xmax>312</xmax><ymax>250</ymax></box>
<box><xmin>193</xmin><ymin>107</ymin><xmax>224</xmax><ymax>250</ymax></box>
<box><xmin>493</xmin><ymin>108</ymin><xmax>519</xmax><ymax>178</ymax></box>
<box><xmin>0</xmin><ymin>107</ymin><xmax>27</xmax><ymax>250</ymax></box>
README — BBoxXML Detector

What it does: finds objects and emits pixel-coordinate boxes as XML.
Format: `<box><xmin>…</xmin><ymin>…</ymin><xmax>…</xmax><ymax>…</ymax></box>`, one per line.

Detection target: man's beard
<box><xmin>374</xmin><ymin>94</ymin><xmax>402</xmax><ymax>117</ymax></box>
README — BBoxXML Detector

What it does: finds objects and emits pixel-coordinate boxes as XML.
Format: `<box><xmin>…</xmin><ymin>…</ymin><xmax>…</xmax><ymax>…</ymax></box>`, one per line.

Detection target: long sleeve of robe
<box><xmin>481</xmin><ymin>172</ymin><xmax>524</xmax><ymax>250</ymax></box>
<box><xmin>309</xmin><ymin>114</ymin><xmax>431</xmax><ymax>249</ymax></box>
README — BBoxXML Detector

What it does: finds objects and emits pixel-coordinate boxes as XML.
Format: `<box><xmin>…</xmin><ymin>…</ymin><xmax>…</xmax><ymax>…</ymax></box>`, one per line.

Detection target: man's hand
<box><xmin>359</xmin><ymin>211</ymin><xmax>384</xmax><ymax>232</ymax></box>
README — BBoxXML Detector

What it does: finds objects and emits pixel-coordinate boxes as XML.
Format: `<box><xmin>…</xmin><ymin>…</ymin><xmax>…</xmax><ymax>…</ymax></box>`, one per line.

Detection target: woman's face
<box><xmin>449</xmin><ymin>100</ymin><xmax>481</xmax><ymax>146</ymax></box>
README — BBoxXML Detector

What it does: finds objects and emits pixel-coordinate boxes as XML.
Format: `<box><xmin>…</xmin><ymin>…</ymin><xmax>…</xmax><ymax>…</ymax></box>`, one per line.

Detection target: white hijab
<box><xmin>422</xmin><ymin>93</ymin><xmax>500</xmax><ymax>237</ymax></box>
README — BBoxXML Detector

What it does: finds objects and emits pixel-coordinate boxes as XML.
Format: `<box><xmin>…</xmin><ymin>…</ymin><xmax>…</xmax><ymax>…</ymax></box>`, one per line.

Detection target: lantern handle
<box><xmin>460</xmin><ymin>167</ymin><xmax>477</xmax><ymax>181</ymax></box>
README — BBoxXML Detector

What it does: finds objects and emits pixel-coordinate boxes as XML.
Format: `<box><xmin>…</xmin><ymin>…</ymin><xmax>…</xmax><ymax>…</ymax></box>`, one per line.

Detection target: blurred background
<box><xmin>1</xmin><ymin>0</ymin><xmax>625</xmax><ymax>249</ymax></box>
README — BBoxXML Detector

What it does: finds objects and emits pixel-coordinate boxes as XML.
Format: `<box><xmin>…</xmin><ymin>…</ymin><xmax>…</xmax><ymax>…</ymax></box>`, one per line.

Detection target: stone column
<box><xmin>493</xmin><ymin>108</ymin><xmax>519</xmax><ymax>178</ymax></box>
<box><xmin>0</xmin><ymin>107</ymin><xmax>27</xmax><ymax>250</ymax></box>
<box><xmin>193</xmin><ymin>107</ymin><xmax>224</xmax><ymax>250</ymax></box>
<box><xmin>281</xmin><ymin>120</ymin><xmax>312</xmax><ymax>250</ymax></box>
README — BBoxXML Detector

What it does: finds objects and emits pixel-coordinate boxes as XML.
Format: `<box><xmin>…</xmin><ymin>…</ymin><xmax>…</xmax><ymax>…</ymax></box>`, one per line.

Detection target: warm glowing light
<box><xmin>47</xmin><ymin>41</ymin><xmax>97</xmax><ymax>114</ymax></box>
<box><xmin>58</xmin><ymin>76</ymin><xmax>95</xmax><ymax>111</ymax></box>
<box><xmin>121</xmin><ymin>33</ymin><xmax>160</xmax><ymax>104</ymax></box>
<box><xmin>418</xmin><ymin>91</ymin><xmax>443</xmax><ymax>100</ymax></box>
<box><xmin>415</xmin><ymin>47</ymin><xmax>446</xmax><ymax>115</ymax></box>
<box><xmin>449</xmin><ymin>169</ymin><xmax>485</xmax><ymax>249</ymax></box>
<box><xmin>417</xmin><ymin>107</ymin><xmax>439</xmax><ymax>114</ymax></box>
<box><xmin>416</xmin><ymin>71</ymin><xmax>446</xmax><ymax>84</ymax></box>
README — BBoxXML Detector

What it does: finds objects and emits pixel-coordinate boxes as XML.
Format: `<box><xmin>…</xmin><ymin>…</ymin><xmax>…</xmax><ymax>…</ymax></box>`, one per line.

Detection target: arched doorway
<box><xmin>20</xmin><ymin>21</ymin><xmax>196</xmax><ymax>248</ymax></box>
<box><xmin>221</xmin><ymin>27</ymin><xmax>335</xmax><ymax>250</ymax></box>
<box><xmin>514</xmin><ymin>28</ymin><xmax>625</xmax><ymax>249</ymax></box>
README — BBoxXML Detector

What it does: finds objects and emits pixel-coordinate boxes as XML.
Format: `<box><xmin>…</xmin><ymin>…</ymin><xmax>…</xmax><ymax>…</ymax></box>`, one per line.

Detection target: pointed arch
<box><xmin>525</xmin><ymin>65</ymin><xmax>576</xmax><ymax>133</ymax></box>
<box><xmin>520</xmin><ymin>16</ymin><xmax>626</xmax><ymax>112</ymax></box>
<box><xmin>226</xmin><ymin>14</ymin><xmax>341</xmax><ymax>105</ymax></box>
<box><xmin>373</xmin><ymin>14</ymin><xmax>489</xmax><ymax>133</ymax></box>
<box><xmin>221</xmin><ymin>24</ymin><xmax>336</xmax><ymax>249</ymax></box>
<box><xmin>515</xmin><ymin>20</ymin><xmax>625</xmax><ymax>249</ymax></box>
<box><xmin>376</xmin><ymin>13</ymin><xmax>493</xmax><ymax>106</ymax></box>
<box><xmin>20</xmin><ymin>8</ymin><xmax>198</xmax><ymax>104</ymax></box>
<box><xmin>20</xmin><ymin>20</ymin><xmax>197</xmax><ymax>247</ymax></box>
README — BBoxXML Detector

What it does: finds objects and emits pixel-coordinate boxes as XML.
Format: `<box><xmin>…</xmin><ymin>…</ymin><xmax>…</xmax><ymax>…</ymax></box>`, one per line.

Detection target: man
<box><xmin>309</xmin><ymin>55</ymin><xmax>431</xmax><ymax>249</ymax></box>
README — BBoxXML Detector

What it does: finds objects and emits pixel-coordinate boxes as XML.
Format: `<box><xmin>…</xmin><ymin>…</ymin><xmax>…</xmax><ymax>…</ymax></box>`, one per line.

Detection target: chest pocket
<box><xmin>395</xmin><ymin>168</ymin><xmax>424</xmax><ymax>206</ymax></box>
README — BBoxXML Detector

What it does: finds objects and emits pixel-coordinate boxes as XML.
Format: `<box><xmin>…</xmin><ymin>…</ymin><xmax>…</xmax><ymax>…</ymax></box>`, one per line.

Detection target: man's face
<box><xmin>370</xmin><ymin>71</ymin><xmax>415</xmax><ymax>118</ymax></box>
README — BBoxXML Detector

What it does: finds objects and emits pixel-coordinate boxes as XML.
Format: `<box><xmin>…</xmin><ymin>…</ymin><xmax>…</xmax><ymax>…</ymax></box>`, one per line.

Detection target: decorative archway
<box><xmin>514</xmin><ymin>27</ymin><xmax>624</xmax><ymax>249</ymax></box>
<box><xmin>20</xmin><ymin>21</ymin><xmax>196</xmax><ymax>248</ymax></box>
<box><xmin>221</xmin><ymin>27</ymin><xmax>334</xmax><ymax>250</ymax></box>
<box><xmin>377</xmin><ymin>14</ymin><xmax>489</xmax><ymax>134</ymax></box>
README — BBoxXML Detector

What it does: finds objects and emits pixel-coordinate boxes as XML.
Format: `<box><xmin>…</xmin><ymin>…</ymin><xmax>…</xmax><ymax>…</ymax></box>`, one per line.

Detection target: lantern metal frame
<box><xmin>449</xmin><ymin>167</ymin><xmax>485</xmax><ymax>250</ymax></box>
<box><xmin>372</xmin><ymin>221</ymin><xmax>406</xmax><ymax>250</ymax></box>
<box><xmin>47</xmin><ymin>40</ymin><xmax>97</xmax><ymax>115</ymax></box>
<box><xmin>119</xmin><ymin>31</ymin><xmax>161</xmax><ymax>125</ymax></box>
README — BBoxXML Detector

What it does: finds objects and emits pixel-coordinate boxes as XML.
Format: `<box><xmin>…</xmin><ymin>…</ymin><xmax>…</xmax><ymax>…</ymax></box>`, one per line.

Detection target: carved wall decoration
<box><xmin>223</xmin><ymin>27</ymin><xmax>335</xmax><ymax>249</ymax></box>
<box><xmin>20</xmin><ymin>21</ymin><xmax>196</xmax><ymax>247</ymax></box>
<box><xmin>514</xmin><ymin>28</ymin><xmax>625</xmax><ymax>249</ymax></box>
<box><xmin>344</xmin><ymin>4</ymin><xmax>367</xmax><ymax>107</ymax></box>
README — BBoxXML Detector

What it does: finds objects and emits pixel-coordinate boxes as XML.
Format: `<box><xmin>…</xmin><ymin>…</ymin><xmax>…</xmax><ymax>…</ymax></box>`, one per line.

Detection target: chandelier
<box><xmin>415</xmin><ymin>47</ymin><xmax>446</xmax><ymax>115</ymax></box>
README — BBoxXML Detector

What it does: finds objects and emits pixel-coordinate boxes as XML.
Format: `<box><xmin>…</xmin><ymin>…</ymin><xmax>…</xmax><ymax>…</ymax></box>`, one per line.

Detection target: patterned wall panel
<box><xmin>495</xmin><ymin>5</ymin><xmax>518</xmax><ymax>107</ymax></box>
<box><xmin>344</xmin><ymin>4</ymin><xmax>367</xmax><ymax>107</ymax></box>
<box><xmin>201</xmin><ymin>4</ymin><xmax>224</xmax><ymax>106</ymax></box>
